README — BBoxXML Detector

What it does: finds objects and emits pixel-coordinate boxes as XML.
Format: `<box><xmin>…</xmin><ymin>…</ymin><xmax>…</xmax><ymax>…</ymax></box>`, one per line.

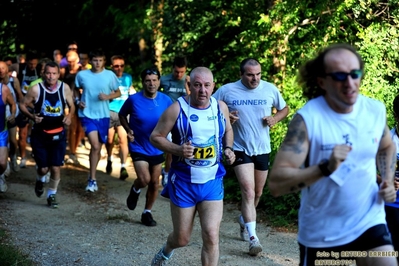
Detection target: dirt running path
<box><xmin>0</xmin><ymin>144</ymin><xmax>299</xmax><ymax>265</ymax></box>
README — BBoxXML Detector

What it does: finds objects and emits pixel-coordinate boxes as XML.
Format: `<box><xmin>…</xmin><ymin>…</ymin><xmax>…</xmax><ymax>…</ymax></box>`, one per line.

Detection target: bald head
<box><xmin>66</xmin><ymin>51</ymin><xmax>79</xmax><ymax>67</ymax></box>
<box><xmin>188</xmin><ymin>67</ymin><xmax>215</xmax><ymax>108</ymax></box>
<box><xmin>190</xmin><ymin>67</ymin><xmax>213</xmax><ymax>81</ymax></box>
<box><xmin>67</xmin><ymin>50</ymin><xmax>79</xmax><ymax>60</ymax></box>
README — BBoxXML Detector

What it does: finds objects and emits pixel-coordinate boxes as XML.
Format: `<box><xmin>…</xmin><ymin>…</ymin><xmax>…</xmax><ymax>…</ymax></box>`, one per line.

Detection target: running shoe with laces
<box><xmin>45</xmin><ymin>171</ymin><xmax>51</xmax><ymax>183</ymax></box>
<box><xmin>238</xmin><ymin>215</ymin><xmax>249</xmax><ymax>242</ymax></box>
<box><xmin>249</xmin><ymin>238</ymin><xmax>263</xmax><ymax>256</ymax></box>
<box><xmin>120</xmin><ymin>167</ymin><xmax>129</xmax><ymax>180</ymax></box>
<box><xmin>151</xmin><ymin>247</ymin><xmax>173</xmax><ymax>266</ymax></box>
<box><xmin>126</xmin><ymin>185</ymin><xmax>140</xmax><ymax>210</ymax></box>
<box><xmin>0</xmin><ymin>174</ymin><xmax>8</xmax><ymax>193</ymax></box>
<box><xmin>141</xmin><ymin>212</ymin><xmax>157</xmax><ymax>226</ymax></box>
<box><xmin>47</xmin><ymin>194</ymin><xmax>58</xmax><ymax>208</ymax></box>
<box><xmin>106</xmin><ymin>160</ymin><xmax>112</xmax><ymax>174</ymax></box>
<box><xmin>20</xmin><ymin>157</ymin><xmax>27</xmax><ymax>168</ymax></box>
<box><xmin>35</xmin><ymin>180</ymin><xmax>44</xmax><ymax>197</ymax></box>
<box><xmin>161</xmin><ymin>168</ymin><xmax>168</xmax><ymax>187</ymax></box>
<box><xmin>85</xmin><ymin>179</ymin><xmax>98</xmax><ymax>192</ymax></box>
<box><xmin>11</xmin><ymin>157</ymin><xmax>20</xmax><ymax>172</ymax></box>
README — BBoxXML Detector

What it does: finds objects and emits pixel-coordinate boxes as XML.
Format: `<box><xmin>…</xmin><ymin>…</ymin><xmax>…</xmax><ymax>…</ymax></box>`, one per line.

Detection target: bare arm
<box><xmin>219</xmin><ymin>100</ymin><xmax>235</xmax><ymax>165</ymax></box>
<box><xmin>62</xmin><ymin>83</ymin><xmax>75</xmax><ymax>126</ymax></box>
<box><xmin>268</xmin><ymin>114</ymin><xmax>320</xmax><ymax>197</ymax></box>
<box><xmin>269</xmin><ymin>114</ymin><xmax>353</xmax><ymax>197</ymax></box>
<box><xmin>263</xmin><ymin>105</ymin><xmax>289</xmax><ymax>128</ymax></box>
<box><xmin>119</xmin><ymin>111</ymin><xmax>134</xmax><ymax>142</ymax></box>
<box><xmin>11</xmin><ymin>77</ymin><xmax>24</xmax><ymax>103</ymax></box>
<box><xmin>3</xmin><ymin>85</ymin><xmax>16</xmax><ymax>123</ymax></box>
<box><xmin>150</xmin><ymin>101</ymin><xmax>194</xmax><ymax>158</ymax></box>
<box><xmin>377</xmin><ymin>124</ymin><xmax>397</xmax><ymax>202</ymax></box>
<box><xmin>19</xmin><ymin>84</ymin><xmax>43</xmax><ymax>124</ymax></box>
<box><xmin>99</xmin><ymin>88</ymin><xmax>121</xmax><ymax>101</ymax></box>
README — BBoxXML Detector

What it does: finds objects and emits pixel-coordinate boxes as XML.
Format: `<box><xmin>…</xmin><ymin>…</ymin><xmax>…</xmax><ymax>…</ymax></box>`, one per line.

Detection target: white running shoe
<box><xmin>45</xmin><ymin>171</ymin><xmax>51</xmax><ymax>183</ymax></box>
<box><xmin>85</xmin><ymin>179</ymin><xmax>98</xmax><ymax>192</ymax></box>
<box><xmin>249</xmin><ymin>238</ymin><xmax>263</xmax><ymax>256</ymax></box>
<box><xmin>0</xmin><ymin>174</ymin><xmax>8</xmax><ymax>193</ymax></box>
<box><xmin>161</xmin><ymin>168</ymin><xmax>168</xmax><ymax>187</ymax></box>
<box><xmin>238</xmin><ymin>215</ymin><xmax>249</xmax><ymax>242</ymax></box>
<box><xmin>4</xmin><ymin>161</ymin><xmax>11</xmax><ymax>177</ymax></box>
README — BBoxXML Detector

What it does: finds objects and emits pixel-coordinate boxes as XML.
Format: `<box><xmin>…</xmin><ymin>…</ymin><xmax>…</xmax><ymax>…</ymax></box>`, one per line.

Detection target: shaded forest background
<box><xmin>1</xmin><ymin>0</ymin><xmax>399</xmax><ymax>224</ymax></box>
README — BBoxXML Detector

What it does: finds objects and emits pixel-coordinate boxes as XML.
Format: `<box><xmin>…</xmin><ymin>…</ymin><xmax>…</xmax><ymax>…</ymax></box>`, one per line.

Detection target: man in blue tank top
<box><xmin>269</xmin><ymin>44</ymin><xmax>398</xmax><ymax>266</ymax></box>
<box><xmin>149</xmin><ymin>67</ymin><xmax>235</xmax><ymax>266</ymax></box>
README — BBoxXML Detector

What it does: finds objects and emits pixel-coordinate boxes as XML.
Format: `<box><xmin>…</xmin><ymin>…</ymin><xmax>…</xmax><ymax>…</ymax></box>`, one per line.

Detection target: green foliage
<box><xmin>0</xmin><ymin>228</ymin><xmax>35</xmax><ymax>266</ymax></box>
<box><xmin>3</xmin><ymin>0</ymin><xmax>399</xmax><ymax>226</ymax></box>
<box><xmin>220</xmin><ymin>0</ymin><xmax>399</xmax><ymax>225</ymax></box>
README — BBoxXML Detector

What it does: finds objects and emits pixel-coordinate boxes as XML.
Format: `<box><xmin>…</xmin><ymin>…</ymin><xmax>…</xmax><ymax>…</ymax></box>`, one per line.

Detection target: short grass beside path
<box><xmin>0</xmin><ymin>228</ymin><xmax>36</xmax><ymax>266</ymax></box>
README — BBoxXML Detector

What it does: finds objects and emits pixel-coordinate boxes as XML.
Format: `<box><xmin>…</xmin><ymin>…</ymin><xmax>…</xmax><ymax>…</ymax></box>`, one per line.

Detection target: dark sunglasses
<box><xmin>146</xmin><ymin>69</ymin><xmax>158</xmax><ymax>75</ymax></box>
<box><xmin>325</xmin><ymin>69</ymin><xmax>363</xmax><ymax>82</ymax></box>
<box><xmin>113</xmin><ymin>64</ymin><xmax>125</xmax><ymax>68</ymax></box>
<box><xmin>68</xmin><ymin>47</ymin><xmax>77</xmax><ymax>51</ymax></box>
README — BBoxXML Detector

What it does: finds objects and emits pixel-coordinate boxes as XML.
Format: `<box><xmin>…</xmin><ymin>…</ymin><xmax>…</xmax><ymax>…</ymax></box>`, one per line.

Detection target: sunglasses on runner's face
<box><xmin>325</xmin><ymin>69</ymin><xmax>363</xmax><ymax>81</ymax></box>
<box><xmin>146</xmin><ymin>69</ymin><xmax>158</xmax><ymax>75</ymax></box>
<box><xmin>113</xmin><ymin>64</ymin><xmax>124</xmax><ymax>68</ymax></box>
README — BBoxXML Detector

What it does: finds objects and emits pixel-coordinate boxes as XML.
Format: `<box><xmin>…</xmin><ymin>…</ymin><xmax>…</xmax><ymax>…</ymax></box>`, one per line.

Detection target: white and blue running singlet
<box><xmin>170</xmin><ymin>96</ymin><xmax>227</xmax><ymax>184</ymax></box>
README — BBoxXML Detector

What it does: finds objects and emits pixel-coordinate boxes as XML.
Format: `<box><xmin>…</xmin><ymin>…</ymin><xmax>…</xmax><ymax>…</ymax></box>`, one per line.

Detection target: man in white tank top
<box><xmin>269</xmin><ymin>44</ymin><xmax>398</xmax><ymax>266</ymax></box>
<box><xmin>149</xmin><ymin>67</ymin><xmax>235</xmax><ymax>266</ymax></box>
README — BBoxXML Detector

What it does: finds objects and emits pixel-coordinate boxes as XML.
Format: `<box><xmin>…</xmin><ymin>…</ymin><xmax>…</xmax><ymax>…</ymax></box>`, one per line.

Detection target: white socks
<box><xmin>246</xmin><ymin>221</ymin><xmax>258</xmax><ymax>241</ymax></box>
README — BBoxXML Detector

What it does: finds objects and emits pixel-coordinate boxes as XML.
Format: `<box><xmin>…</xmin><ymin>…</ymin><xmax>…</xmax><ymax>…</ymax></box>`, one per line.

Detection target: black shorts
<box><xmin>232</xmin><ymin>151</ymin><xmax>269</xmax><ymax>170</ymax></box>
<box><xmin>31</xmin><ymin>129</ymin><xmax>67</xmax><ymax>168</ymax></box>
<box><xmin>15</xmin><ymin>113</ymin><xmax>29</xmax><ymax>128</ymax></box>
<box><xmin>299</xmin><ymin>224</ymin><xmax>393</xmax><ymax>266</ymax></box>
<box><xmin>7</xmin><ymin>120</ymin><xmax>17</xmax><ymax>129</ymax></box>
<box><xmin>130</xmin><ymin>152</ymin><xmax>164</xmax><ymax>166</ymax></box>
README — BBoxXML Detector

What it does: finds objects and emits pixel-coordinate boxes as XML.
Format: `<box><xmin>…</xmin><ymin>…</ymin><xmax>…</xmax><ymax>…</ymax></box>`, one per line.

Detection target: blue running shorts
<box><xmin>80</xmin><ymin>117</ymin><xmax>110</xmax><ymax>144</ymax></box>
<box><xmin>162</xmin><ymin>172</ymin><xmax>224</xmax><ymax>208</ymax></box>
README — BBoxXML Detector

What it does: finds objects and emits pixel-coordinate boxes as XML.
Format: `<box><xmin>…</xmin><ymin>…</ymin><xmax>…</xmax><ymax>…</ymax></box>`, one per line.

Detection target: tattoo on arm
<box><xmin>280</xmin><ymin>114</ymin><xmax>306</xmax><ymax>154</ymax></box>
<box><xmin>377</xmin><ymin>151</ymin><xmax>387</xmax><ymax>179</ymax></box>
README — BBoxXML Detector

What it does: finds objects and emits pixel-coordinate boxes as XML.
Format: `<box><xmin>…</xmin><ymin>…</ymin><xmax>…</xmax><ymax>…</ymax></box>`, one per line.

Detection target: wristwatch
<box><xmin>224</xmin><ymin>146</ymin><xmax>234</xmax><ymax>152</ymax></box>
<box><xmin>318</xmin><ymin>159</ymin><xmax>332</xmax><ymax>176</ymax></box>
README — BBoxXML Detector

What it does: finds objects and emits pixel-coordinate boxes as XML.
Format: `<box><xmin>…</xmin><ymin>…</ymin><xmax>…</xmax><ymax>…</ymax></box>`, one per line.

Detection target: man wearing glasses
<box><xmin>119</xmin><ymin>67</ymin><xmax>172</xmax><ymax>226</ymax></box>
<box><xmin>268</xmin><ymin>44</ymin><xmax>398</xmax><ymax>266</ymax></box>
<box><xmin>105</xmin><ymin>55</ymin><xmax>135</xmax><ymax>180</ymax></box>
<box><xmin>75</xmin><ymin>49</ymin><xmax>121</xmax><ymax>193</ymax></box>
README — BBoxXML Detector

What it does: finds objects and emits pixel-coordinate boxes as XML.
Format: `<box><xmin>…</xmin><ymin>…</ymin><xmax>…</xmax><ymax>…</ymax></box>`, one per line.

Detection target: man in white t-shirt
<box><xmin>213</xmin><ymin>58</ymin><xmax>289</xmax><ymax>255</ymax></box>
